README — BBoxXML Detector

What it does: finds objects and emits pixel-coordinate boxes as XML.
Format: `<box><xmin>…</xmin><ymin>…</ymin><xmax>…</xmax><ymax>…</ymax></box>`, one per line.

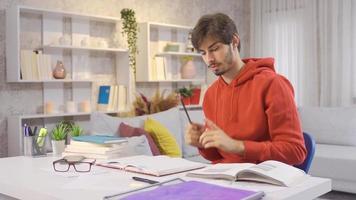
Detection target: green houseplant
<box><xmin>51</xmin><ymin>121</ymin><xmax>69</xmax><ymax>155</ymax></box>
<box><xmin>70</xmin><ymin>124</ymin><xmax>83</xmax><ymax>137</ymax></box>
<box><xmin>121</xmin><ymin>8</ymin><xmax>138</xmax><ymax>79</ymax></box>
<box><xmin>52</xmin><ymin>122</ymin><xmax>69</xmax><ymax>141</ymax></box>
<box><xmin>177</xmin><ymin>87</ymin><xmax>193</xmax><ymax>105</ymax></box>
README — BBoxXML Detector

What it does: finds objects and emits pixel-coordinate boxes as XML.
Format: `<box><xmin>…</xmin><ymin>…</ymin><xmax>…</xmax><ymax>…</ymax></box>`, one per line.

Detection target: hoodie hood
<box><xmin>218</xmin><ymin>57</ymin><xmax>275</xmax><ymax>87</ymax></box>
<box><xmin>213</xmin><ymin>57</ymin><xmax>276</xmax><ymax>125</ymax></box>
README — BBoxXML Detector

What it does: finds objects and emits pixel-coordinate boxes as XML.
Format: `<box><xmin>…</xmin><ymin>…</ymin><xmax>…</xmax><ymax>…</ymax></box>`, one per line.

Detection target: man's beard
<box><xmin>212</xmin><ymin>46</ymin><xmax>234</xmax><ymax>76</ymax></box>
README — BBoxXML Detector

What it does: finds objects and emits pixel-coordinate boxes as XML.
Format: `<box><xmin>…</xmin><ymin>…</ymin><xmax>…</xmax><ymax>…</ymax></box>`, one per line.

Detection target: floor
<box><xmin>317</xmin><ymin>191</ymin><xmax>356</xmax><ymax>200</ymax></box>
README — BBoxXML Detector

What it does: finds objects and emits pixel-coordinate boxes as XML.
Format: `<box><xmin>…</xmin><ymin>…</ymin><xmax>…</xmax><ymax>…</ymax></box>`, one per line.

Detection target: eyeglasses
<box><xmin>53</xmin><ymin>157</ymin><xmax>96</xmax><ymax>172</ymax></box>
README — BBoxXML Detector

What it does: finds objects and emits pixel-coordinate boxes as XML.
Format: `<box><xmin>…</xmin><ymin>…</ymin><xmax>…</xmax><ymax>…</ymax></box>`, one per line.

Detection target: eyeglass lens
<box><xmin>73</xmin><ymin>162</ymin><xmax>92</xmax><ymax>172</ymax></box>
<box><xmin>54</xmin><ymin>160</ymin><xmax>70</xmax><ymax>172</ymax></box>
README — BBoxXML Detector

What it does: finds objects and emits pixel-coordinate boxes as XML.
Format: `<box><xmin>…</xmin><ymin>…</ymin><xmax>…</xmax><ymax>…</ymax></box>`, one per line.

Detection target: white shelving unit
<box><xmin>135</xmin><ymin>22</ymin><xmax>209</xmax><ymax>110</ymax></box>
<box><xmin>6</xmin><ymin>5</ymin><xmax>134</xmax><ymax>156</ymax></box>
<box><xmin>136</xmin><ymin>22</ymin><xmax>207</xmax><ymax>83</ymax></box>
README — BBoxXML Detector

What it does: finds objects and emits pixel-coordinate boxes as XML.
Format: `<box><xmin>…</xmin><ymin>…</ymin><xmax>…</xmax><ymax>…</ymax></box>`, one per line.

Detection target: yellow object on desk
<box><xmin>36</xmin><ymin>128</ymin><xmax>47</xmax><ymax>147</ymax></box>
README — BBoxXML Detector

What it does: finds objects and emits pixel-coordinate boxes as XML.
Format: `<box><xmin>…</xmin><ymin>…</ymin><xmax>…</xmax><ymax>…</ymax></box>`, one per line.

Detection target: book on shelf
<box><xmin>96</xmin><ymin>155</ymin><xmax>206</xmax><ymax>177</ymax></box>
<box><xmin>186</xmin><ymin>160</ymin><xmax>307</xmax><ymax>187</ymax></box>
<box><xmin>20</xmin><ymin>50</ymin><xmax>53</xmax><ymax>80</ymax></box>
<box><xmin>152</xmin><ymin>57</ymin><xmax>166</xmax><ymax>80</ymax></box>
<box><xmin>110</xmin><ymin>85</ymin><xmax>118</xmax><ymax>111</ymax></box>
<box><xmin>117</xmin><ymin>85</ymin><xmax>127</xmax><ymax>111</ymax></box>
<box><xmin>71</xmin><ymin>135</ymin><xmax>127</xmax><ymax>144</ymax></box>
<box><xmin>114</xmin><ymin>180</ymin><xmax>264</xmax><ymax>200</ymax></box>
<box><xmin>97</xmin><ymin>85</ymin><xmax>126</xmax><ymax>112</ymax></box>
<box><xmin>107</xmin><ymin>85</ymin><xmax>116</xmax><ymax>111</ymax></box>
<box><xmin>97</xmin><ymin>85</ymin><xmax>111</xmax><ymax>111</ymax></box>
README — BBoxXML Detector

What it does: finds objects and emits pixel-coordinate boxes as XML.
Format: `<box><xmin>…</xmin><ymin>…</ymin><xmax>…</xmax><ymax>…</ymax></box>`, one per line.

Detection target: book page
<box><xmin>97</xmin><ymin>155</ymin><xmax>205</xmax><ymax>176</ymax></box>
<box><xmin>186</xmin><ymin>163</ymin><xmax>255</xmax><ymax>181</ymax></box>
<box><xmin>237</xmin><ymin>160</ymin><xmax>307</xmax><ymax>187</ymax></box>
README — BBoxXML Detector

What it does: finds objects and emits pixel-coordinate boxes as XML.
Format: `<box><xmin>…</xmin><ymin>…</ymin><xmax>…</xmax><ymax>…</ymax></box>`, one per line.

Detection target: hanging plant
<box><xmin>120</xmin><ymin>8</ymin><xmax>138</xmax><ymax>79</ymax></box>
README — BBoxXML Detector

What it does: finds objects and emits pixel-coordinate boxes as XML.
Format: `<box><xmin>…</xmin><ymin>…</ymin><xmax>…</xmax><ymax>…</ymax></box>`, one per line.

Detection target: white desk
<box><xmin>0</xmin><ymin>156</ymin><xmax>331</xmax><ymax>200</ymax></box>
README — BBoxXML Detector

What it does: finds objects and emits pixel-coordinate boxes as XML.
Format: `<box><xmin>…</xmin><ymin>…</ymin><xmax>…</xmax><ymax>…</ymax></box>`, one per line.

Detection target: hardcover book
<box><xmin>97</xmin><ymin>85</ymin><xmax>111</xmax><ymax>111</ymax></box>
<box><xmin>71</xmin><ymin>135</ymin><xmax>127</xmax><ymax>144</ymax></box>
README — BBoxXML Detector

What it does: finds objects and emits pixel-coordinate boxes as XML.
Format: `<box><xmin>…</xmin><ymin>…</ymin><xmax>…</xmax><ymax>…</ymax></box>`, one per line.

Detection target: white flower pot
<box><xmin>51</xmin><ymin>140</ymin><xmax>66</xmax><ymax>155</ymax></box>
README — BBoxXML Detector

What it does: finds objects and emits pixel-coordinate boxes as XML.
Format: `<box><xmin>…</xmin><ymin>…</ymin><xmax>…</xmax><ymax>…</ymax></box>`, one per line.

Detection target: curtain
<box><xmin>318</xmin><ymin>0</ymin><xmax>356</xmax><ymax>106</ymax></box>
<box><xmin>250</xmin><ymin>0</ymin><xmax>356</xmax><ymax>107</ymax></box>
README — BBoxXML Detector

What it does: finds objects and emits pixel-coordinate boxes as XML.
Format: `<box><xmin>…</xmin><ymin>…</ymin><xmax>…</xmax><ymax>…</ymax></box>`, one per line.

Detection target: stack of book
<box><xmin>62</xmin><ymin>135</ymin><xmax>128</xmax><ymax>160</ymax></box>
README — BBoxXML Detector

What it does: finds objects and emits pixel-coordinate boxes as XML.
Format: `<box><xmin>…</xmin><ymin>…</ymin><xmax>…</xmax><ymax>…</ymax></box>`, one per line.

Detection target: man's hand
<box><xmin>185</xmin><ymin>123</ymin><xmax>205</xmax><ymax>148</ymax></box>
<box><xmin>199</xmin><ymin>119</ymin><xmax>245</xmax><ymax>154</ymax></box>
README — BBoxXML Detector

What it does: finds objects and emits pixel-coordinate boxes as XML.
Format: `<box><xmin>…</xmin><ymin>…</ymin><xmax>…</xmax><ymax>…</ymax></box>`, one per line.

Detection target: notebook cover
<box><xmin>121</xmin><ymin>181</ymin><xmax>264</xmax><ymax>200</ymax></box>
<box><xmin>98</xmin><ymin>85</ymin><xmax>110</xmax><ymax>104</ymax></box>
<box><xmin>71</xmin><ymin>135</ymin><xmax>127</xmax><ymax>144</ymax></box>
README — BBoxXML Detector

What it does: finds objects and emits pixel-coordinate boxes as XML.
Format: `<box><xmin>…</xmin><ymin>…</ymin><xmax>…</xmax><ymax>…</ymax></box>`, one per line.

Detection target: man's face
<box><xmin>197</xmin><ymin>36</ymin><xmax>234</xmax><ymax>76</ymax></box>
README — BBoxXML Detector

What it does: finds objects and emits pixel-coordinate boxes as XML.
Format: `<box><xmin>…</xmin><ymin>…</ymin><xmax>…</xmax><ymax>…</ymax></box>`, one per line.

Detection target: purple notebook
<box><xmin>121</xmin><ymin>181</ymin><xmax>264</xmax><ymax>200</ymax></box>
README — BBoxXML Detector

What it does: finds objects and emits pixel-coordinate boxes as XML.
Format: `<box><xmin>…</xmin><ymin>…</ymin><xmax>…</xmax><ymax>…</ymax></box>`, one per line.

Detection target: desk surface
<box><xmin>0</xmin><ymin>156</ymin><xmax>331</xmax><ymax>200</ymax></box>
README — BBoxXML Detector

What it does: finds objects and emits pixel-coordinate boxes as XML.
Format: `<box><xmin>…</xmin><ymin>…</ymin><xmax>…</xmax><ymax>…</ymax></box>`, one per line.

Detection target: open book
<box><xmin>186</xmin><ymin>160</ymin><xmax>307</xmax><ymax>187</ymax></box>
<box><xmin>96</xmin><ymin>155</ymin><xmax>206</xmax><ymax>177</ymax></box>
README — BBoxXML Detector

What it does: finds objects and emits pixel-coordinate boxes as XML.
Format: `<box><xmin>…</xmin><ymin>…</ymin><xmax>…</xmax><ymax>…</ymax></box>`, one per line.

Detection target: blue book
<box><xmin>120</xmin><ymin>181</ymin><xmax>264</xmax><ymax>200</ymax></box>
<box><xmin>71</xmin><ymin>135</ymin><xmax>127</xmax><ymax>144</ymax></box>
<box><xmin>97</xmin><ymin>85</ymin><xmax>111</xmax><ymax>104</ymax></box>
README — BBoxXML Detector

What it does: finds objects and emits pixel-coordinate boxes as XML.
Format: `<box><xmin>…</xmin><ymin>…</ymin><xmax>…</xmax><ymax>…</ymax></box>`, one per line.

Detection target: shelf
<box><xmin>149</xmin><ymin>22</ymin><xmax>192</xmax><ymax>30</ymax></box>
<box><xmin>136</xmin><ymin>79</ymin><xmax>205</xmax><ymax>83</ymax></box>
<box><xmin>136</xmin><ymin>22</ymin><xmax>207</xmax><ymax>84</ymax></box>
<box><xmin>20</xmin><ymin>111</ymin><xmax>124</xmax><ymax>119</ymax></box>
<box><xmin>155</xmin><ymin>52</ymin><xmax>201</xmax><ymax>57</ymax></box>
<box><xmin>41</xmin><ymin>45</ymin><xmax>128</xmax><ymax>53</ymax></box>
<box><xmin>19</xmin><ymin>6</ymin><xmax>121</xmax><ymax>23</ymax></box>
<box><xmin>179</xmin><ymin>105</ymin><xmax>202</xmax><ymax>109</ymax></box>
<box><xmin>16</xmin><ymin>79</ymin><xmax>94</xmax><ymax>83</ymax></box>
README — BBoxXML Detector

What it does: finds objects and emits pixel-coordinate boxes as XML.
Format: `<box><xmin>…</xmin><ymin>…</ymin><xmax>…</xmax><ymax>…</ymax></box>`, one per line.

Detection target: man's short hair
<box><xmin>191</xmin><ymin>13</ymin><xmax>240</xmax><ymax>52</ymax></box>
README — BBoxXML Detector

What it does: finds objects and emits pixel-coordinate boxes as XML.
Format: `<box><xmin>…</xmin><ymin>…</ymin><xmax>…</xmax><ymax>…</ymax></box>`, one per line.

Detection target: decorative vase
<box><xmin>51</xmin><ymin>140</ymin><xmax>66</xmax><ymax>155</ymax></box>
<box><xmin>181</xmin><ymin>60</ymin><xmax>196</xmax><ymax>79</ymax></box>
<box><xmin>53</xmin><ymin>61</ymin><xmax>66</xmax><ymax>79</ymax></box>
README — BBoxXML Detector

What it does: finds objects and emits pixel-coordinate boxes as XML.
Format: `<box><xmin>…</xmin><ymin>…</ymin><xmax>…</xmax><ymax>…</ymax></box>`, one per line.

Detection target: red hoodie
<box><xmin>200</xmin><ymin>58</ymin><xmax>306</xmax><ymax>165</ymax></box>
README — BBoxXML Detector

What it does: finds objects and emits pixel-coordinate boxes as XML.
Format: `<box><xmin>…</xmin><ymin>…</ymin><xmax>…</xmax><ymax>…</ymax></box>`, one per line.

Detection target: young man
<box><xmin>185</xmin><ymin>13</ymin><xmax>306</xmax><ymax>165</ymax></box>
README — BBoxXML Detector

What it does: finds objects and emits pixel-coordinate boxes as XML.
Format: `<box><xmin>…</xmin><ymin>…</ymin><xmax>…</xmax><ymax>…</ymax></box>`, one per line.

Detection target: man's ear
<box><xmin>232</xmin><ymin>34</ymin><xmax>240</xmax><ymax>48</ymax></box>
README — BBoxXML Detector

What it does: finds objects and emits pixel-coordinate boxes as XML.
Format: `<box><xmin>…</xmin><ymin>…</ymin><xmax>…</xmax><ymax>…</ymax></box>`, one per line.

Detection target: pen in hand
<box><xmin>132</xmin><ymin>176</ymin><xmax>160</xmax><ymax>184</ymax></box>
<box><xmin>180</xmin><ymin>98</ymin><xmax>192</xmax><ymax>124</ymax></box>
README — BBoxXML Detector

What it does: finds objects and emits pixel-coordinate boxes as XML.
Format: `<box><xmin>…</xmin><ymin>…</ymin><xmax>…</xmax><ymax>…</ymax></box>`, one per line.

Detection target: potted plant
<box><xmin>190</xmin><ymin>87</ymin><xmax>201</xmax><ymax>105</ymax></box>
<box><xmin>121</xmin><ymin>8</ymin><xmax>138</xmax><ymax>80</ymax></box>
<box><xmin>131</xmin><ymin>90</ymin><xmax>179</xmax><ymax>116</ymax></box>
<box><xmin>70</xmin><ymin>124</ymin><xmax>83</xmax><ymax>137</ymax></box>
<box><xmin>177</xmin><ymin>87</ymin><xmax>193</xmax><ymax>105</ymax></box>
<box><xmin>51</xmin><ymin>121</ymin><xmax>69</xmax><ymax>155</ymax></box>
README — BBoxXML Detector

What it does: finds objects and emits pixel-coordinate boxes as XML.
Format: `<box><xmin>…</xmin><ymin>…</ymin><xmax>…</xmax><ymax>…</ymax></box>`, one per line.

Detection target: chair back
<box><xmin>294</xmin><ymin>132</ymin><xmax>316</xmax><ymax>173</ymax></box>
